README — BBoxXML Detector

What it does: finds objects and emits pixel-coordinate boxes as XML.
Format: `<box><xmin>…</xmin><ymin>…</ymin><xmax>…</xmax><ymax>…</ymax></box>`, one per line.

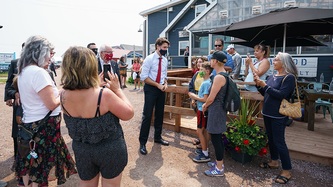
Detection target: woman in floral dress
<box><xmin>16</xmin><ymin>35</ymin><xmax>76</xmax><ymax>186</ymax></box>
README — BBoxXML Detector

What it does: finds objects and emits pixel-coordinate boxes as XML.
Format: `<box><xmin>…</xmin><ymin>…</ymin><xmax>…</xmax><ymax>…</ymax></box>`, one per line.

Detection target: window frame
<box><xmin>178</xmin><ymin>41</ymin><xmax>189</xmax><ymax>56</ymax></box>
<box><xmin>195</xmin><ymin>4</ymin><xmax>206</xmax><ymax>17</ymax></box>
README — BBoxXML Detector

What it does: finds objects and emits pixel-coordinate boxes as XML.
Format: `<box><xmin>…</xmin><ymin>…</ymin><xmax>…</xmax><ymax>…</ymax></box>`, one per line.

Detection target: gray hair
<box><xmin>99</xmin><ymin>44</ymin><xmax>111</xmax><ymax>54</ymax></box>
<box><xmin>17</xmin><ymin>35</ymin><xmax>54</xmax><ymax>74</ymax></box>
<box><xmin>277</xmin><ymin>52</ymin><xmax>298</xmax><ymax>77</ymax></box>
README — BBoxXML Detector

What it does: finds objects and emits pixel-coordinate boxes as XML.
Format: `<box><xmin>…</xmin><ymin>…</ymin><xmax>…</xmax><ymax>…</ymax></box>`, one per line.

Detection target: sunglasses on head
<box><xmin>215</xmin><ymin>45</ymin><xmax>222</xmax><ymax>47</ymax></box>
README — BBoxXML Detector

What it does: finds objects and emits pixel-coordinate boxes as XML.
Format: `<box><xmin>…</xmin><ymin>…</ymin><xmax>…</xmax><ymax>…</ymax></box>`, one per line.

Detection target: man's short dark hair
<box><xmin>215</xmin><ymin>38</ymin><xmax>224</xmax><ymax>45</ymax></box>
<box><xmin>155</xmin><ymin>37</ymin><xmax>170</xmax><ymax>49</ymax></box>
<box><xmin>87</xmin><ymin>43</ymin><xmax>96</xmax><ymax>48</ymax></box>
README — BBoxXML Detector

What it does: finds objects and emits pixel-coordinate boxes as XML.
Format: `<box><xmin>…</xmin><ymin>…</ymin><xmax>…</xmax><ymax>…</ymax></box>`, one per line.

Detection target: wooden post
<box><xmin>175</xmin><ymin>79</ymin><xmax>181</xmax><ymax>132</ymax></box>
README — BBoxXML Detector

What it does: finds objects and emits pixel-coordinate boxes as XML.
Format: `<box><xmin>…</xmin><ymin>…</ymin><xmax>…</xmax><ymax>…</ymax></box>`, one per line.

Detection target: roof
<box><xmin>112</xmin><ymin>49</ymin><xmax>131</xmax><ymax>59</ymax></box>
<box><xmin>185</xmin><ymin>0</ymin><xmax>217</xmax><ymax>31</ymax></box>
<box><xmin>160</xmin><ymin>0</ymin><xmax>196</xmax><ymax>37</ymax></box>
<box><xmin>139</xmin><ymin>0</ymin><xmax>189</xmax><ymax>16</ymax></box>
<box><xmin>120</xmin><ymin>44</ymin><xmax>143</xmax><ymax>51</ymax></box>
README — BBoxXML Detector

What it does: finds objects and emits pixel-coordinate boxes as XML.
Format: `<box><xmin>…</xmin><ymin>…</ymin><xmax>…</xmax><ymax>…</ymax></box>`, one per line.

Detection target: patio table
<box><xmin>303</xmin><ymin>89</ymin><xmax>333</xmax><ymax>131</ymax></box>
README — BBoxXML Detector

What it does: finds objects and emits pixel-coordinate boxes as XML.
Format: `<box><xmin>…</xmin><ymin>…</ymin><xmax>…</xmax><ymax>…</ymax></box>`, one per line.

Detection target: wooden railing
<box><xmin>163</xmin><ymin>78</ymin><xmax>265</xmax><ymax>133</ymax></box>
<box><xmin>164</xmin><ymin>77</ymin><xmax>193</xmax><ymax>132</ymax></box>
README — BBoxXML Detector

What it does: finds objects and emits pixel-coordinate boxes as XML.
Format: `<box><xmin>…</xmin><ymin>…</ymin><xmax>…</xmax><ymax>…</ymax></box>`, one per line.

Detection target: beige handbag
<box><xmin>279</xmin><ymin>75</ymin><xmax>302</xmax><ymax>118</ymax></box>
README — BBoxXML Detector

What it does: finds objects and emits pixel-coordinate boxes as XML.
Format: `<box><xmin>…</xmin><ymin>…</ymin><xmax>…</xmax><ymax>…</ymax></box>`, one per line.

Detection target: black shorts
<box><xmin>73</xmin><ymin>135</ymin><xmax>128</xmax><ymax>180</ymax></box>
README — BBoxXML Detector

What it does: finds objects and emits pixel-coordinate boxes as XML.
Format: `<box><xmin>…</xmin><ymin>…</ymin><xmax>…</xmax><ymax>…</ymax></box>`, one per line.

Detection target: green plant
<box><xmin>225</xmin><ymin>99</ymin><xmax>267</xmax><ymax>156</ymax></box>
<box><xmin>127</xmin><ymin>76</ymin><xmax>134</xmax><ymax>84</ymax></box>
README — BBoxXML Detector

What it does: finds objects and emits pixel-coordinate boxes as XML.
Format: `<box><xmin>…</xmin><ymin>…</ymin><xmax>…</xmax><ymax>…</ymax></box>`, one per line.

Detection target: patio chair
<box><xmin>307</xmin><ymin>83</ymin><xmax>333</xmax><ymax>122</ymax></box>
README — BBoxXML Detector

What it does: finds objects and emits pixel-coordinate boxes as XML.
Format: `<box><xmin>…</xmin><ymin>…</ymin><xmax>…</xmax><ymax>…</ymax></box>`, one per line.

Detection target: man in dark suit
<box><xmin>97</xmin><ymin>44</ymin><xmax>122</xmax><ymax>87</ymax></box>
<box><xmin>4</xmin><ymin>43</ymin><xmax>24</xmax><ymax>160</ymax></box>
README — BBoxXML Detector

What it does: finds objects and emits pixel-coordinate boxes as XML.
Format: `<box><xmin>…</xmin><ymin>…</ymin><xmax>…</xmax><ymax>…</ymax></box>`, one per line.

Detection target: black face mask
<box><xmin>159</xmin><ymin>49</ymin><xmax>167</xmax><ymax>56</ymax></box>
<box><xmin>91</xmin><ymin>48</ymin><xmax>98</xmax><ymax>55</ymax></box>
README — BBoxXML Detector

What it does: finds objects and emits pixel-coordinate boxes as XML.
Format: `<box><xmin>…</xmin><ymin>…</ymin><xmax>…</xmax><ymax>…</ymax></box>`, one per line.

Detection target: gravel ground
<box><xmin>1</xmin><ymin>70</ymin><xmax>333</xmax><ymax>187</ymax></box>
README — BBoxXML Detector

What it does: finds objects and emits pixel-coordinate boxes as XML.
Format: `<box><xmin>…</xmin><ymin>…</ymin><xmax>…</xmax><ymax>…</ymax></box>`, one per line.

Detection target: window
<box><xmin>192</xmin><ymin>35</ymin><xmax>208</xmax><ymax>56</ymax></box>
<box><xmin>195</xmin><ymin>4</ymin><xmax>206</xmax><ymax>17</ymax></box>
<box><xmin>179</xmin><ymin>41</ymin><xmax>189</xmax><ymax>56</ymax></box>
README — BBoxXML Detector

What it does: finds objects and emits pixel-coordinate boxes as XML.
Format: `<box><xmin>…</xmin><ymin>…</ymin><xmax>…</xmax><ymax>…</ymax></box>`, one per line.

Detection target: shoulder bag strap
<box><xmin>281</xmin><ymin>74</ymin><xmax>300</xmax><ymax>102</ymax></box>
<box><xmin>31</xmin><ymin>110</ymin><xmax>53</xmax><ymax>136</ymax></box>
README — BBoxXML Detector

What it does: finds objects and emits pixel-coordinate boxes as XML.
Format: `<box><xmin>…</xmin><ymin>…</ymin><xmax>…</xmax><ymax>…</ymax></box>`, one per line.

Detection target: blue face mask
<box><xmin>159</xmin><ymin>49</ymin><xmax>167</xmax><ymax>56</ymax></box>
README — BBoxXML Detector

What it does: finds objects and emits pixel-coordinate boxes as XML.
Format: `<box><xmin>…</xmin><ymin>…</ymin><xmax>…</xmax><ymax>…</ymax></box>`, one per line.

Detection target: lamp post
<box><xmin>138</xmin><ymin>23</ymin><xmax>146</xmax><ymax>58</ymax></box>
<box><xmin>138</xmin><ymin>24</ymin><xmax>143</xmax><ymax>32</ymax></box>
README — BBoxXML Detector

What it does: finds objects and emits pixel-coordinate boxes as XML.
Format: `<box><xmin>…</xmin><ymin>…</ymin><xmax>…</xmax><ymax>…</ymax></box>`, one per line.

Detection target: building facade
<box><xmin>140</xmin><ymin>0</ymin><xmax>333</xmax><ymax>81</ymax></box>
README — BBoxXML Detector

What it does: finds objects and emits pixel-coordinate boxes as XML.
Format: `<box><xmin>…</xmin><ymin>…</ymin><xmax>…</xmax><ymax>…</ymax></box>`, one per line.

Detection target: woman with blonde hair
<box><xmin>244</xmin><ymin>44</ymin><xmax>271</xmax><ymax>91</ymax></box>
<box><xmin>202</xmin><ymin>51</ymin><xmax>229</xmax><ymax>177</ymax></box>
<box><xmin>61</xmin><ymin>46</ymin><xmax>134</xmax><ymax>187</ymax></box>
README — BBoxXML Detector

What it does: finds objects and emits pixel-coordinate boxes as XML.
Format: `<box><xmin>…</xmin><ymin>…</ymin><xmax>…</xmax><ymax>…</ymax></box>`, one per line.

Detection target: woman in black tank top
<box><xmin>60</xmin><ymin>46</ymin><xmax>134</xmax><ymax>186</ymax></box>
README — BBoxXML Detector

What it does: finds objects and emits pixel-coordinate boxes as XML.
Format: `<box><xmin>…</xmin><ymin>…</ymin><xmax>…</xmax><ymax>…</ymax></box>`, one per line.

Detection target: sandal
<box><xmin>192</xmin><ymin>138</ymin><xmax>200</xmax><ymax>145</ymax></box>
<box><xmin>275</xmin><ymin>175</ymin><xmax>291</xmax><ymax>184</ymax></box>
<box><xmin>259</xmin><ymin>162</ymin><xmax>279</xmax><ymax>169</ymax></box>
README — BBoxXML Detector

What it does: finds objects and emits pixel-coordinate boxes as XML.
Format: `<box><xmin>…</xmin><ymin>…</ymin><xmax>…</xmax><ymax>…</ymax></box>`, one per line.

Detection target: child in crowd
<box><xmin>188</xmin><ymin>62</ymin><xmax>213</xmax><ymax>163</ymax></box>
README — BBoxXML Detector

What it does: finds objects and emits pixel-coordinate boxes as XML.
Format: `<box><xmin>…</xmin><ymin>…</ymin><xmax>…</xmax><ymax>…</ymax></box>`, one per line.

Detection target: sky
<box><xmin>0</xmin><ymin>0</ymin><xmax>169</xmax><ymax>57</ymax></box>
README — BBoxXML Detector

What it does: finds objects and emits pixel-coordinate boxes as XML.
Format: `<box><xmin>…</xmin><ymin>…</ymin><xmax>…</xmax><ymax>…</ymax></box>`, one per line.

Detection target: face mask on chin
<box><xmin>159</xmin><ymin>49</ymin><xmax>167</xmax><ymax>56</ymax></box>
<box><xmin>104</xmin><ymin>53</ymin><xmax>113</xmax><ymax>61</ymax></box>
<box><xmin>198</xmin><ymin>71</ymin><xmax>206</xmax><ymax>78</ymax></box>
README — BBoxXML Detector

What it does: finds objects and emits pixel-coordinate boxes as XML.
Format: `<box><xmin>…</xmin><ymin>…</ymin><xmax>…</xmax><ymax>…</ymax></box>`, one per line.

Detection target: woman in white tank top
<box><xmin>244</xmin><ymin>44</ymin><xmax>271</xmax><ymax>92</ymax></box>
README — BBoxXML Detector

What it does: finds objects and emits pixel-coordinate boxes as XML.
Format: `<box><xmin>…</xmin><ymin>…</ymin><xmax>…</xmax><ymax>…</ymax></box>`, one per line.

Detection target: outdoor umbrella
<box><xmin>229</xmin><ymin>36</ymin><xmax>326</xmax><ymax>48</ymax></box>
<box><xmin>211</xmin><ymin>7</ymin><xmax>333</xmax><ymax>52</ymax></box>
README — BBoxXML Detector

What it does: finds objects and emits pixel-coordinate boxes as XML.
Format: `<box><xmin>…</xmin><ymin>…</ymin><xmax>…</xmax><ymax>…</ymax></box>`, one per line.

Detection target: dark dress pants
<box><xmin>139</xmin><ymin>84</ymin><xmax>166</xmax><ymax>145</ymax></box>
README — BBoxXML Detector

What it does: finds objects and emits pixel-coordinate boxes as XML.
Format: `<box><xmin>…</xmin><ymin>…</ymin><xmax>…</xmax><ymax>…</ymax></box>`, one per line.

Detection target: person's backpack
<box><xmin>218</xmin><ymin>72</ymin><xmax>241</xmax><ymax>112</ymax></box>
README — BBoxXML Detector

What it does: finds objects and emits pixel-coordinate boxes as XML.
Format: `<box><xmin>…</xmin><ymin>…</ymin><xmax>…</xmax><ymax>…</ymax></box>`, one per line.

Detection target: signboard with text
<box><xmin>240</xmin><ymin>57</ymin><xmax>318</xmax><ymax>77</ymax></box>
<box><xmin>0</xmin><ymin>53</ymin><xmax>15</xmax><ymax>63</ymax></box>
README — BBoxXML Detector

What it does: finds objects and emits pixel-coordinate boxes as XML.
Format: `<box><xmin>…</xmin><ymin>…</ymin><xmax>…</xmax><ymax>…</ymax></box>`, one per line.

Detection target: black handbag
<box><xmin>17</xmin><ymin>110</ymin><xmax>52</xmax><ymax>158</ymax></box>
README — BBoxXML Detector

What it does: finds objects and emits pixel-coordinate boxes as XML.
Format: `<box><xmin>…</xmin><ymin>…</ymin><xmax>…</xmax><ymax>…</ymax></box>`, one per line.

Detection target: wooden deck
<box><xmin>163</xmin><ymin>112</ymin><xmax>333</xmax><ymax>166</ymax></box>
<box><xmin>163</xmin><ymin>72</ymin><xmax>333</xmax><ymax>166</ymax></box>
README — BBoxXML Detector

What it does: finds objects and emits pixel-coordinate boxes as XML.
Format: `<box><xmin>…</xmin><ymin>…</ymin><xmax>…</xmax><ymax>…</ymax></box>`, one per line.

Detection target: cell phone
<box><xmin>103</xmin><ymin>64</ymin><xmax>111</xmax><ymax>80</ymax></box>
<box><xmin>247</xmin><ymin>53</ymin><xmax>250</xmax><ymax>57</ymax></box>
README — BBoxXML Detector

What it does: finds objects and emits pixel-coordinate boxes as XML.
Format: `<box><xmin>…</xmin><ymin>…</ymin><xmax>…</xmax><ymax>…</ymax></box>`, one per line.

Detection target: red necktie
<box><xmin>156</xmin><ymin>57</ymin><xmax>162</xmax><ymax>83</ymax></box>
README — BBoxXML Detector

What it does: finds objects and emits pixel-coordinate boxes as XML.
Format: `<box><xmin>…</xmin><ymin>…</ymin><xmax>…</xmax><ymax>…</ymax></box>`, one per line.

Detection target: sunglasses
<box><xmin>215</xmin><ymin>45</ymin><xmax>222</xmax><ymax>47</ymax></box>
<box><xmin>91</xmin><ymin>48</ymin><xmax>98</xmax><ymax>52</ymax></box>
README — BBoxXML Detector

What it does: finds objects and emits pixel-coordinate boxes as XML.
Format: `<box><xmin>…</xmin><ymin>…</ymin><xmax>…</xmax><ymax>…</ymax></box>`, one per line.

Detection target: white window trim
<box><xmin>179</xmin><ymin>41</ymin><xmax>189</xmax><ymax>56</ymax></box>
<box><xmin>195</xmin><ymin>4</ymin><xmax>206</xmax><ymax>17</ymax></box>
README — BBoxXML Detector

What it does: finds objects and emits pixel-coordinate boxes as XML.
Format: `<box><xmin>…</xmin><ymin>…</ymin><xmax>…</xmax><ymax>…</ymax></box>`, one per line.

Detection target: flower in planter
<box><xmin>224</xmin><ymin>99</ymin><xmax>268</xmax><ymax>156</ymax></box>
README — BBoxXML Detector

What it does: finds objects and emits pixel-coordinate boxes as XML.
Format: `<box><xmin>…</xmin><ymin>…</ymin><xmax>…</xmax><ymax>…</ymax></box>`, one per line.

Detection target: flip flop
<box><xmin>259</xmin><ymin>162</ymin><xmax>279</xmax><ymax>169</ymax></box>
<box><xmin>275</xmin><ymin>175</ymin><xmax>291</xmax><ymax>184</ymax></box>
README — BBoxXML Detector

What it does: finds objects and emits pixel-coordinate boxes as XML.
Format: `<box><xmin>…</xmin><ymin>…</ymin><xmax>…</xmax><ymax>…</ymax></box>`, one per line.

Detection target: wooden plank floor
<box><xmin>163</xmin><ymin>113</ymin><xmax>333</xmax><ymax>166</ymax></box>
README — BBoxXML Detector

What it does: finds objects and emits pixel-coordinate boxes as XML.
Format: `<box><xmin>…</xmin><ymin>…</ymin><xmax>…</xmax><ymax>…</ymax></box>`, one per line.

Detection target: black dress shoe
<box><xmin>154</xmin><ymin>138</ymin><xmax>169</xmax><ymax>146</ymax></box>
<box><xmin>139</xmin><ymin>145</ymin><xmax>147</xmax><ymax>155</ymax></box>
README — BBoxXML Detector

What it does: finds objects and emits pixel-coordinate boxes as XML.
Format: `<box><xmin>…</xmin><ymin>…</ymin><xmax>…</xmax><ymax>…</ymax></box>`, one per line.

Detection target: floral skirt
<box><xmin>15</xmin><ymin>114</ymin><xmax>77</xmax><ymax>186</ymax></box>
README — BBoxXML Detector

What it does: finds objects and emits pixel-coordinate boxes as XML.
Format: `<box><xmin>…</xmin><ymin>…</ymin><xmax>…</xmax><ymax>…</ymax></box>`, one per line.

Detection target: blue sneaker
<box><xmin>192</xmin><ymin>152</ymin><xmax>210</xmax><ymax>163</ymax></box>
<box><xmin>207</xmin><ymin>161</ymin><xmax>216</xmax><ymax>168</ymax></box>
<box><xmin>204</xmin><ymin>166</ymin><xmax>224</xmax><ymax>177</ymax></box>
<box><xmin>195</xmin><ymin>148</ymin><xmax>202</xmax><ymax>155</ymax></box>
